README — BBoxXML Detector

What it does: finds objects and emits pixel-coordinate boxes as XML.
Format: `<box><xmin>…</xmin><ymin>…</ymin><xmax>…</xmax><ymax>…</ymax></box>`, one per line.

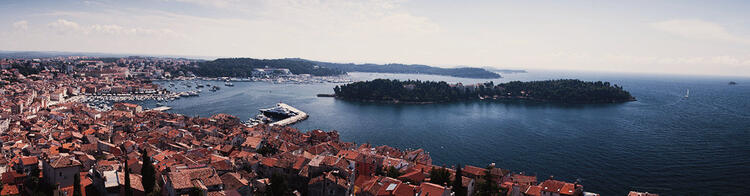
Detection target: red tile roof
<box><xmin>523</xmin><ymin>185</ymin><xmax>542</xmax><ymax>196</ymax></box>
<box><xmin>463</xmin><ymin>165</ymin><xmax>487</xmax><ymax>177</ymax></box>
<box><xmin>540</xmin><ymin>180</ymin><xmax>579</xmax><ymax>195</ymax></box>
<box><xmin>49</xmin><ymin>155</ymin><xmax>82</xmax><ymax>168</ymax></box>
<box><xmin>628</xmin><ymin>191</ymin><xmax>659</xmax><ymax>196</ymax></box>
<box><xmin>0</xmin><ymin>184</ymin><xmax>19</xmax><ymax>196</ymax></box>
<box><xmin>398</xmin><ymin>170</ymin><xmax>425</xmax><ymax>184</ymax></box>
<box><xmin>20</xmin><ymin>156</ymin><xmax>38</xmax><ymax>166</ymax></box>
<box><xmin>418</xmin><ymin>182</ymin><xmax>448</xmax><ymax>196</ymax></box>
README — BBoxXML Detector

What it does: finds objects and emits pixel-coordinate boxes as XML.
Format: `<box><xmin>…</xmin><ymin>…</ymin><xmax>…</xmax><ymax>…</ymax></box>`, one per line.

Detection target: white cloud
<box><xmin>12</xmin><ymin>20</ymin><xmax>29</xmax><ymax>31</ymax></box>
<box><xmin>46</xmin><ymin>19</ymin><xmax>183</xmax><ymax>37</ymax></box>
<box><xmin>47</xmin><ymin>19</ymin><xmax>82</xmax><ymax>34</ymax></box>
<box><xmin>651</xmin><ymin>19</ymin><xmax>750</xmax><ymax>44</ymax></box>
<box><xmin>166</xmin><ymin>0</ymin><xmax>241</xmax><ymax>8</ymax></box>
<box><xmin>4</xmin><ymin>1</ymin><xmax>750</xmax><ymax>76</ymax></box>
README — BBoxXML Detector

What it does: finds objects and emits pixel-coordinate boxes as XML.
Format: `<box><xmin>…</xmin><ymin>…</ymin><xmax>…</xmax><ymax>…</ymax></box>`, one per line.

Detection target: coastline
<box><xmin>322</xmin><ymin>94</ymin><xmax>637</xmax><ymax>104</ymax></box>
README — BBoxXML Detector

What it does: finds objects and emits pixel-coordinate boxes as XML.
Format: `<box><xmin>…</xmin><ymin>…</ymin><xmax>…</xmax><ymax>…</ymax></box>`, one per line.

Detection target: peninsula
<box><xmin>332</xmin><ymin>79</ymin><xmax>635</xmax><ymax>104</ymax></box>
<box><xmin>180</xmin><ymin>57</ymin><xmax>502</xmax><ymax>79</ymax></box>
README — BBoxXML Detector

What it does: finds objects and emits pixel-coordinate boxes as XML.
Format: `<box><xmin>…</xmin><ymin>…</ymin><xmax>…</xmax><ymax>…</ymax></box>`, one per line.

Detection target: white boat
<box><xmin>684</xmin><ymin>89</ymin><xmax>689</xmax><ymax>98</ymax></box>
<box><xmin>225</xmin><ymin>81</ymin><xmax>234</xmax><ymax>86</ymax></box>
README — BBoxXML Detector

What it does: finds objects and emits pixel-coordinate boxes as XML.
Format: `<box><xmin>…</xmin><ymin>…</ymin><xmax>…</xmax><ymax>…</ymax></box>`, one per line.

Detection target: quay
<box><xmin>269</xmin><ymin>103</ymin><xmax>308</xmax><ymax>126</ymax></box>
<box><xmin>149</xmin><ymin>106</ymin><xmax>172</xmax><ymax>112</ymax></box>
<box><xmin>316</xmin><ymin>93</ymin><xmax>336</xmax><ymax>97</ymax></box>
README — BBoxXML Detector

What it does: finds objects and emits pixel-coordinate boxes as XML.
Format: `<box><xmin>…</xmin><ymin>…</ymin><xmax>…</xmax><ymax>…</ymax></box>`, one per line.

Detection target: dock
<box><xmin>269</xmin><ymin>103</ymin><xmax>308</xmax><ymax>126</ymax></box>
<box><xmin>149</xmin><ymin>106</ymin><xmax>172</xmax><ymax>112</ymax></box>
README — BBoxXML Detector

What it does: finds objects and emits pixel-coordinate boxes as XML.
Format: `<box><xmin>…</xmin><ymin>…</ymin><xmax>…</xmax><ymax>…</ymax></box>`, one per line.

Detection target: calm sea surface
<box><xmin>143</xmin><ymin>71</ymin><xmax>750</xmax><ymax>195</ymax></box>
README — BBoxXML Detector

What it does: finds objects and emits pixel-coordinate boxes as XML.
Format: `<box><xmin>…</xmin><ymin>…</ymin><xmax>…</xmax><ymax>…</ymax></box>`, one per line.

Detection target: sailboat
<box><xmin>684</xmin><ymin>89</ymin><xmax>690</xmax><ymax>98</ymax></box>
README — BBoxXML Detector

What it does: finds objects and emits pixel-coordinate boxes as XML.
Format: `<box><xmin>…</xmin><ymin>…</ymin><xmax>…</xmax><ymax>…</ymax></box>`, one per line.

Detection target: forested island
<box><xmin>332</xmin><ymin>79</ymin><xmax>635</xmax><ymax>104</ymax></box>
<box><xmin>182</xmin><ymin>57</ymin><xmax>503</xmax><ymax>78</ymax></box>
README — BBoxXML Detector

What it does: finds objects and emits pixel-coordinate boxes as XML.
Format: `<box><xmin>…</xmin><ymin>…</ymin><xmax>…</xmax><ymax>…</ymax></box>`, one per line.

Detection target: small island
<box><xmin>331</xmin><ymin>79</ymin><xmax>635</xmax><ymax>104</ymax></box>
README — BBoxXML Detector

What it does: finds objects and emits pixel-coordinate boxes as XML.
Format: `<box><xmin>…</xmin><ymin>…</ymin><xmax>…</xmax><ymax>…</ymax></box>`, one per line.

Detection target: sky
<box><xmin>2</xmin><ymin>0</ymin><xmax>750</xmax><ymax>77</ymax></box>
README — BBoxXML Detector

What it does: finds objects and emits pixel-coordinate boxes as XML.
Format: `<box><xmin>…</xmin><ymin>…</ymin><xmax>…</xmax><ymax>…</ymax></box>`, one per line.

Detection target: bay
<box><xmin>142</xmin><ymin>70</ymin><xmax>750</xmax><ymax>195</ymax></box>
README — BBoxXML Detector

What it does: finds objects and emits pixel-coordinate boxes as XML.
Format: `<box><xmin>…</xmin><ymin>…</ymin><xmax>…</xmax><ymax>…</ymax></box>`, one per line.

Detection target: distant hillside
<box><xmin>291</xmin><ymin>58</ymin><xmax>502</xmax><ymax>79</ymax></box>
<box><xmin>189</xmin><ymin>58</ymin><xmax>503</xmax><ymax>79</ymax></box>
<box><xmin>188</xmin><ymin>58</ymin><xmax>345</xmax><ymax>77</ymax></box>
<box><xmin>481</xmin><ymin>67</ymin><xmax>527</xmax><ymax>74</ymax></box>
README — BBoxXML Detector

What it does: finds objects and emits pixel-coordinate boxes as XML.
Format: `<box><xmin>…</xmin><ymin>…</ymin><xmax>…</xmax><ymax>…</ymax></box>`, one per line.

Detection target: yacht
<box><xmin>259</xmin><ymin>104</ymin><xmax>297</xmax><ymax>119</ymax></box>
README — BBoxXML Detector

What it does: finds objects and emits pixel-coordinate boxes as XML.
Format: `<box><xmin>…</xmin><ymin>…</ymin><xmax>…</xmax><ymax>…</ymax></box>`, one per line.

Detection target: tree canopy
<box><xmin>293</xmin><ymin>58</ymin><xmax>502</xmax><ymax>79</ymax></box>
<box><xmin>429</xmin><ymin>166</ymin><xmax>452</xmax><ymax>186</ymax></box>
<box><xmin>187</xmin><ymin>58</ymin><xmax>344</xmax><ymax>77</ymax></box>
<box><xmin>141</xmin><ymin>149</ymin><xmax>156</xmax><ymax>195</ymax></box>
<box><xmin>334</xmin><ymin>79</ymin><xmax>634</xmax><ymax>104</ymax></box>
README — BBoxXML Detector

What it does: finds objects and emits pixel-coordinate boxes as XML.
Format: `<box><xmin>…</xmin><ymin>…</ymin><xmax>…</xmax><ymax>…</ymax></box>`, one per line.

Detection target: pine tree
<box><xmin>122</xmin><ymin>145</ymin><xmax>133</xmax><ymax>196</ymax></box>
<box><xmin>124</xmin><ymin>160</ymin><xmax>133</xmax><ymax>196</ymax></box>
<box><xmin>73</xmin><ymin>173</ymin><xmax>82</xmax><ymax>196</ymax></box>
<box><xmin>453</xmin><ymin>164</ymin><xmax>466</xmax><ymax>196</ymax></box>
<box><xmin>386</xmin><ymin>166</ymin><xmax>402</xmax><ymax>178</ymax></box>
<box><xmin>429</xmin><ymin>166</ymin><xmax>451</xmax><ymax>186</ymax></box>
<box><xmin>269</xmin><ymin>173</ymin><xmax>288</xmax><ymax>196</ymax></box>
<box><xmin>141</xmin><ymin>149</ymin><xmax>156</xmax><ymax>194</ymax></box>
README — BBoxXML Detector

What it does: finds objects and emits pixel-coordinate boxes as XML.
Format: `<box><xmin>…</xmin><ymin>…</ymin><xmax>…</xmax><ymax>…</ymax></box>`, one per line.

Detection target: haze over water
<box><xmin>146</xmin><ymin>71</ymin><xmax>750</xmax><ymax>195</ymax></box>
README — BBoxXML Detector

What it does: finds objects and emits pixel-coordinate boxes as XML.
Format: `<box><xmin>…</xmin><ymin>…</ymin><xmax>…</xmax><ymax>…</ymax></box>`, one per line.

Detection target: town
<box><xmin>0</xmin><ymin>56</ymin><xmax>658</xmax><ymax>196</ymax></box>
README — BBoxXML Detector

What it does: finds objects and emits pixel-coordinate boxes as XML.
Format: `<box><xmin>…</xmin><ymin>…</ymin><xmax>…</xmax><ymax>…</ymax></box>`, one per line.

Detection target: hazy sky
<box><xmin>2</xmin><ymin>0</ymin><xmax>750</xmax><ymax>76</ymax></box>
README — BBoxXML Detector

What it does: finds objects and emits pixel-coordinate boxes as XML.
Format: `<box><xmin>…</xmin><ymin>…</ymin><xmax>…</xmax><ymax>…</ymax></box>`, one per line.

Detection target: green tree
<box><xmin>256</xmin><ymin>145</ymin><xmax>278</xmax><ymax>156</ymax></box>
<box><xmin>122</xmin><ymin>145</ymin><xmax>133</xmax><ymax>196</ymax></box>
<box><xmin>189</xmin><ymin>187</ymin><xmax>204</xmax><ymax>196</ymax></box>
<box><xmin>475</xmin><ymin>166</ymin><xmax>499</xmax><ymax>196</ymax></box>
<box><xmin>124</xmin><ymin>161</ymin><xmax>133</xmax><ymax>196</ymax></box>
<box><xmin>386</xmin><ymin>166</ymin><xmax>402</xmax><ymax>178</ymax></box>
<box><xmin>429</xmin><ymin>166</ymin><xmax>452</xmax><ymax>186</ymax></box>
<box><xmin>453</xmin><ymin>165</ymin><xmax>466</xmax><ymax>196</ymax></box>
<box><xmin>269</xmin><ymin>173</ymin><xmax>289</xmax><ymax>196</ymax></box>
<box><xmin>73</xmin><ymin>173</ymin><xmax>82</xmax><ymax>196</ymax></box>
<box><xmin>141</xmin><ymin>149</ymin><xmax>156</xmax><ymax>194</ymax></box>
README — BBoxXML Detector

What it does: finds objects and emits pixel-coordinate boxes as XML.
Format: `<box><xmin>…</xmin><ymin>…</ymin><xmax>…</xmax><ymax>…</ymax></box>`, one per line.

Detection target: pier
<box><xmin>149</xmin><ymin>106</ymin><xmax>172</xmax><ymax>112</ymax></box>
<box><xmin>269</xmin><ymin>103</ymin><xmax>308</xmax><ymax>126</ymax></box>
